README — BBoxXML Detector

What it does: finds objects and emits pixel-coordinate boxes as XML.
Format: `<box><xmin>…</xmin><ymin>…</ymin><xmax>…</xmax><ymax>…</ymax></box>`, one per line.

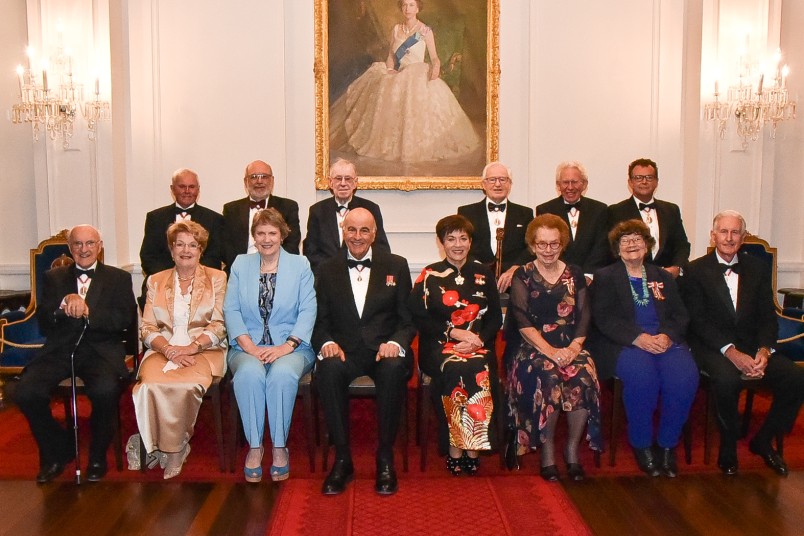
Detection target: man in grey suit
<box><xmin>303</xmin><ymin>159</ymin><xmax>389</xmax><ymax>272</ymax></box>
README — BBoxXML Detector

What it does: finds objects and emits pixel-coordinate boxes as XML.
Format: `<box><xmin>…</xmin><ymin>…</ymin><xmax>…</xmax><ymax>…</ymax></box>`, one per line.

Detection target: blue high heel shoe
<box><xmin>244</xmin><ymin>447</ymin><xmax>264</xmax><ymax>483</ymax></box>
<box><xmin>270</xmin><ymin>447</ymin><xmax>290</xmax><ymax>482</ymax></box>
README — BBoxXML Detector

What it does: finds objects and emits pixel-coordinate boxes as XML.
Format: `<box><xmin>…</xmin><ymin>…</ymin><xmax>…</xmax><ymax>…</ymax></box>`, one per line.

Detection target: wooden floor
<box><xmin>0</xmin><ymin>471</ymin><xmax>802</xmax><ymax>535</ymax></box>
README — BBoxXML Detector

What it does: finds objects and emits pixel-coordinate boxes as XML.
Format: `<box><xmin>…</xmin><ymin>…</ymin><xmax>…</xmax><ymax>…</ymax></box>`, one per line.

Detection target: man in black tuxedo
<box><xmin>313</xmin><ymin>208</ymin><xmax>415</xmax><ymax>496</ymax></box>
<box><xmin>139</xmin><ymin>168</ymin><xmax>224</xmax><ymax>275</ymax></box>
<box><xmin>14</xmin><ymin>225</ymin><xmax>136</xmax><ymax>483</ymax></box>
<box><xmin>536</xmin><ymin>161</ymin><xmax>609</xmax><ymax>277</ymax></box>
<box><xmin>222</xmin><ymin>160</ymin><xmax>301</xmax><ymax>270</ymax></box>
<box><xmin>458</xmin><ymin>161</ymin><xmax>534</xmax><ymax>291</ymax></box>
<box><xmin>303</xmin><ymin>158</ymin><xmax>389</xmax><ymax>272</ymax></box>
<box><xmin>607</xmin><ymin>158</ymin><xmax>690</xmax><ymax>277</ymax></box>
<box><xmin>682</xmin><ymin>210</ymin><xmax>804</xmax><ymax>476</ymax></box>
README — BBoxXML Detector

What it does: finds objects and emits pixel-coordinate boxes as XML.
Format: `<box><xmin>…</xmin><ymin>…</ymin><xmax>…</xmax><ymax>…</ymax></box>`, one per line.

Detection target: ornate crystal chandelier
<box><xmin>11</xmin><ymin>38</ymin><xmax>110</xmax><ymax>149</ymax></box>
<box><xmin>704</xmin><ymin>47</ymin><xmax>796</xmax><ymax>146</ymax></box>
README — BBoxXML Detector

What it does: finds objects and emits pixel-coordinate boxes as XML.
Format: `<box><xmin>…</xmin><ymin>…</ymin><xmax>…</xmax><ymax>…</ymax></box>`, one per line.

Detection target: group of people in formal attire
<box><xmin>13</xmin><ymin>155</ymin><xmax>804</xmax><ymax>497</ymax></box>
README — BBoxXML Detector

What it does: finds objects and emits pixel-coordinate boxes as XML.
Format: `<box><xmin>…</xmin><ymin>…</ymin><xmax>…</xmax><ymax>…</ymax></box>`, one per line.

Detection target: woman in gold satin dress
<box><xmin>134</xmin><ymin>220</ymin><xmax>227</xmax><ymax>479</ymax></box>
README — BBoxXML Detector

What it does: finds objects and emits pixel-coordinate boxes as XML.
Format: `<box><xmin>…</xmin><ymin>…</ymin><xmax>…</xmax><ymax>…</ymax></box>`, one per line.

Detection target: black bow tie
<box><xmin>639</xmin><ymin>202</ymin><xmax>656</xmax><ymax>211</ymax></box>
<box><xmin>488</xmin><ymin>202</ymin><xmax>506</xmax><ymax>212</ymax></box>
<box><xmin>565</xmin><ymin>203</ymin><xmax>579</xmax><ymax>212</ymax></box>
<box><xmin>336</xmin><ymin>204</ymin><xmax>349</xmax><ymax>215</ymax></box>
<box><xmin>174</xmin><ymin>206</ymin><xmax>194</xmax><ymax>216</ymax></box>
<box><xmin>76</xmin><ymin>268</ymin><xmax>95</xmax><ymax>279</ymax></box>
<box><xmin>347</xmin><ymin>259</ymin><xmax>371</xmax><ymax>270</ymax></box>
<box><xmin>249</xmin><ymin>199</ymin><xmax>266</xmax><ymax>210</ymax></box>
<box><xmin>719</xmin><ymin>263</ymin><xmax>740</xmax><ymax>274</ymax></box>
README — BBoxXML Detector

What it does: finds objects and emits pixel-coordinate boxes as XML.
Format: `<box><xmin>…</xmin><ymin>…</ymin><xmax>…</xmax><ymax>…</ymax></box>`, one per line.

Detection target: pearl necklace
<box><xmin>177</xmin><ymin>273</ymin><xmax>195</xmax><ymax>282</ymax></box>
<box><xmin>402</xmin><ymin>21</ymin><xmax>420</xmax><ymax>35</ymax></box>
<box><xmin>629</xmin><ymin>265</ymin><xmax>650</xmax><ymax>307</ymax></box>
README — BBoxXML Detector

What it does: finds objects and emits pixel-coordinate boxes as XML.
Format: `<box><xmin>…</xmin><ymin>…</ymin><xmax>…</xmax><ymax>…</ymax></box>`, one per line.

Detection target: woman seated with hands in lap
<box><xmin>224</xmin><ymin>208</ymin><xmax>316</xmax><ymax>483</ymax></box>
<box><xmin>135</xmin><ymin>221</ymin><xmax>227</xmax><ymax>479</ymax></box>
<box><xmin>410</xmin><ymin>215</ymin><xmax>502</xmax><ymax>476</ymax></box>
<box><xmin>590</xmin><ymin>219</ymin><xmax>698</xmax><ymax>477</ymax></box>
<box><xmin>507</xmin><ymin>215</ymin><xmax>602</xmax><ymax>482</ymax></box>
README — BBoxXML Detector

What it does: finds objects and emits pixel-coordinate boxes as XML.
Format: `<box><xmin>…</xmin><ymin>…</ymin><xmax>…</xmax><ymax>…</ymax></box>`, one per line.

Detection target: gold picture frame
<box><xmin>314</xmin><ymin>0</ymin><xmax>500</xmax><ymax>191</ymax></box>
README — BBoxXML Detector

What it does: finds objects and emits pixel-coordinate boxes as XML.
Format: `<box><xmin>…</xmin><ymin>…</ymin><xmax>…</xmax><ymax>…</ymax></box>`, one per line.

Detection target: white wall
<box><xmin>1</xmin><ymin>0</ymin><xmax>802</xmax><ymax>292</ymax></box>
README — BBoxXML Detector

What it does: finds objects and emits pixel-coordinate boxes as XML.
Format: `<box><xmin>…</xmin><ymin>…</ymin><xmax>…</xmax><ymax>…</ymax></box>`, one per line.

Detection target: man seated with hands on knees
<box><xmin>313</xmin><ymin>208</ymin><xmax>415</xmax><ymax>496</ymax></box>
<box><xmin>682</xmin><ymin>210</ymin><xmax>804</xmax><ymax>476</ymax></box>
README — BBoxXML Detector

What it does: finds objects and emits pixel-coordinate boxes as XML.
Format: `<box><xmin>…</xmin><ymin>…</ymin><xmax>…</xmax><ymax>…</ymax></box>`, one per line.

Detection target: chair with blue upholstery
<box><xmin>0</xmin><ymin>230</ymin><xmax>72</xmax><ymax>404</ymax></box>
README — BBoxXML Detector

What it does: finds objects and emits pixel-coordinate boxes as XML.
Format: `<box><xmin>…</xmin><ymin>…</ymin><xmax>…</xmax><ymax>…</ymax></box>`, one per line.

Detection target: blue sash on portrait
<box><xmin>393</xmin><ymin>33</ymin><xmax>422</xmax><ymax>70</ymax></box>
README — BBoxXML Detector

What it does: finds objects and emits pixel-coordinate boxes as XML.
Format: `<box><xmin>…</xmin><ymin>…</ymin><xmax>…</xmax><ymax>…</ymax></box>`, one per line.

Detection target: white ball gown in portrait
<box><xmin>330</xmin><ymin>24</ymin><xmax>480</xmax><ymax>163</ymax></box>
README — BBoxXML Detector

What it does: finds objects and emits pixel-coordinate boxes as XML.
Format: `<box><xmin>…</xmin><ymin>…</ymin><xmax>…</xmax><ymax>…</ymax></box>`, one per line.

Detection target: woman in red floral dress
<box><xmin>409</xmin><ymin>215</ymin><xmax>502</xmax><ymax>475</ymax></box>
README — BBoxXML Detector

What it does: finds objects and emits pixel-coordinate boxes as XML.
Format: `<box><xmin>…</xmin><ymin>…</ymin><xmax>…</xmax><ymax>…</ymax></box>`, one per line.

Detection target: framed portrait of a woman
<box><xmin>315</xmin><ymin>0</ymin><xmax>500</xmax><ymax>190</ymax></box>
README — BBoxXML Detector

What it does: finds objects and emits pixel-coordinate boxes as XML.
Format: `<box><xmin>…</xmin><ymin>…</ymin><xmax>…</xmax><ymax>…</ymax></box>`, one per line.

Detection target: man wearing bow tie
<box><xmin>303</xmin><ymin>159</ymin><xmax>390</xmax><ymax>272</ymax></box>
<box><xmin>312</xmin><ymin>208</ymin><xmax>415</xmax><ymax>496</ymax></box>
<box><xmin>682</xmin><ymin>210</ymin><xmax>804</xmax><ymax>476</ymax></box>
<box><xmin>139</xmin><ymin>168</ymin><xmax>224</xmax><ymax>276</ymax></box>
<box><xmin>536</xmin><ymin>161</ymin><xmax>610</xmax><ymax>278</ymax></box>
<box><xmin>222</xmin><ymin>160</ymin><xmax>301</xmax><ymax>270</ymax></box>
<box><xmin>15</xmin><ymin>225</ymin><xmax>137</xmax><ymax>483</ymax></box>
<box><xmin>607</xmin><ymin>158</ymin><xmax>690</xmax><ymax>277</ymax></box>
<box><xmin>458</xmin><ymin>161</ymin><xmax>534</xmax><ymax>291</ymax></box>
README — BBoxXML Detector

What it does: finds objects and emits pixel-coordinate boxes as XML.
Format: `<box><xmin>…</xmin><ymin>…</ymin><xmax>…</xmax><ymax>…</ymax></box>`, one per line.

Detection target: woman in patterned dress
<box><xmin>507</xmin><ymin>215</ymin><xmax>602</xmax><ymax>481</ymax></box>
<box><xmin>410</xmin><ymin>215</ymin><xmax>502</xmax><ymax>475</ymax></box>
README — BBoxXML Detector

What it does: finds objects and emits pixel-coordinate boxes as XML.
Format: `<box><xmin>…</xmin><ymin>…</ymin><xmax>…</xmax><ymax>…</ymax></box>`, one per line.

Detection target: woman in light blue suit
<box><xmin>224</xmin><ymin>208</ymin><xmax>316</xmax><ymax>482</ymax></box>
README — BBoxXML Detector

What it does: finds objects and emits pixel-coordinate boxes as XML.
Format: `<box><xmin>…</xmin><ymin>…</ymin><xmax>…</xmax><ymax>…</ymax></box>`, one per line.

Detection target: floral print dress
<box><xmin>506</xmin><ymin>262</ymin><xmax>602</xmax><ymax>455</ymax></box>
<box><xmin>410</xmin><ymin>260</ymin><xmax>502</xmax><ymax>450</ymax></box>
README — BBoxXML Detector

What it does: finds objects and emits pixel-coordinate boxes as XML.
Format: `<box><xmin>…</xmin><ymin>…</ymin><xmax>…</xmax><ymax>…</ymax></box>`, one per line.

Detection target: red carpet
<box><xmin>1</xmin><ymin>382</ymin><xmax>803</xmax><ymax>482</ymax></box>
<box><xmin>267</xmin><ymin>476</ymin><xmax>592</xmax><ymax>536</ymax></box>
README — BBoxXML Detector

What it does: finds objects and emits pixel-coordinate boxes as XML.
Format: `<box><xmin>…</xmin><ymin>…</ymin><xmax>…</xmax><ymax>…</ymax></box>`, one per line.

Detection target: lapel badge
<box><xmin>386</xmin><ymin>275</ymin><xmax>396</xmax><ymax>287</ymax></box>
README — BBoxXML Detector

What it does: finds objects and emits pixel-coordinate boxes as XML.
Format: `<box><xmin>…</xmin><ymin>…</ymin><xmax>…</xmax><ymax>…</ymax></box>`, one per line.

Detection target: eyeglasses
<box><xmin>330</xmin><ymin>175</ymin><xmax>356</xmax><ymax>183</ymax></box>
<box><xmin>619</xmin><ymin>236</ymin><xmax>645</xmax><ymax>246</ymax></box>
<box><xmin>483</xmin><ymin>176</ymin><xmax>510</xmax><ymax>184</ymax></box>
<box><xmin>534</xmin><ymin>241</ymin><xmax>561</xmax><ymax>251</ymax></box>
<box><xmin>558</xmin><ymin>180</ymin><xmax>583</xmax><ymax>188</ymax></box>
<box><xmin>70</xmin><ymin>240</ymin><xmax>99</xmax><ymax>249</ymax></box>
<box><xmin>246</xmin><ymin>173</ymin><xmax>273</xmax><ymax>181</ymax></box>
<box><xmin>630</xmin><ymin>175</ymin><xmax>657</xmax><ymax>183</ymax></box>
<box><xmin>174</xmin><ymin>241</ymin><xmax>200</xmax><ymax>250</ymax></box>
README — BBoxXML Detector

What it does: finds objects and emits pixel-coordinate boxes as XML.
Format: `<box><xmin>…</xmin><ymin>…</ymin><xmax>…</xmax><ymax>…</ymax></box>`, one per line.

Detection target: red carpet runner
<box><xmin>267</xmin><ymin>476</ymin><xmax>592</xmax><ymax>536</ymax></box>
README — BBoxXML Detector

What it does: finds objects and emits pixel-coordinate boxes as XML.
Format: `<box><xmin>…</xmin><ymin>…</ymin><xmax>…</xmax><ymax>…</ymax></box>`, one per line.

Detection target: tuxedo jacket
<box><xmin>139</xmin><ymin>204</ymin><xmax>225</xmax><ymax>275</ymax></box>
<box><xmin>536</xmin><ymin>196</ymin><xmax>610</xmax><ymax>273</ymax></box>
<box><xmin>302</xmin><ymin>195</ymin><xmax>390</xmax><ymax>271</ymax></box>
<box><xmin>681</xmin><ymin>250</ymin><xmax>777</xmax><ymax>360</ymax></box>
<box><xmin>223</xmin><ymin>249</ymin><xmax>316</xmax><ymax>362</ymax></box>
<box><xmin>222</xmin><ymin>195</ymin><xmax>301</xmax><ymax>270</ymax></box>
<box><xmin>607</xmin><ymin>198</ymin><xmax>691</xmax><ymax>268</ymax></box>
<box><xmin>33</xmin><ymin>263</ymin><xmax>137</xmax><ymax>378</ymax></box>
<box><xmin>312</xmin><ymin>250</ymin><xmax>415</xmax><ymax>358</ymax></box>
<box><xmin>589</xmin><ymin>261</ymin><xmax>689</xmax><ymax>379</ymax></box>
<box><xmin>457</xmin><ymin>199</ymin><xmax>534</xmax><ymax>272</ymax></box>
<box><xmin>140</xmin><ymin>265</ymin><xmax>228</xmax><ymax>377</ymax></box>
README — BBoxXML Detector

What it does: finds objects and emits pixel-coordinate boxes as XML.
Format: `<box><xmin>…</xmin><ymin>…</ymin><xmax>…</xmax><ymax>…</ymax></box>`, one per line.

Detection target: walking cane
<box><xmin>67</xmin><ymin>315</ymin><xmax>89</xmax><ymax>484</ymax></box>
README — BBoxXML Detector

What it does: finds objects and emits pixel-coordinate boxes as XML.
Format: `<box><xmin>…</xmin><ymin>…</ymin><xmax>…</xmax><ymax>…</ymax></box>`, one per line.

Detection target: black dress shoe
<box><xmin>36</xmin><ymin>462</ymin><xmax>66</xmax><ymax>484</ymax></box>
<box><xmin>322</xmin><ymin>459</ymin><xmax>354</xmax><ymax>495</ymax></box>
<box><xmin>718</xmin><ymin>462</ymin><xmax>738</xmax><ymax>476</ymax></box>
<box><xmin>632</xmin><ymin>447</ymin><xmax>661</xmax><ymax>477</ymax></box>
<box><xmin>375</xmin><ymin>461</ymin><xmax>398</xmax><ymax>495</ymax></box>
<box><xmin>540</xmin><ymin>465</ymin><xmax>559</xmax><ymax>482</ymax></box>
<box><xmin>86</xmin><ymin>461</ymin><xmax>108</xmax><ymax>482</ymax></box>
<box><xmin>659</xmin><ymin>447</ymin><xmax>678</xmax><ymax>478</ymax></box>
<box><xmin>749</xmin><ymin>440</ymin><xmax>789</xmax><ymax>476</ymax></box>
<box><xmin>566</xmin><ymin>463</ymin><xmax>585</xmax><ymax>481</ymax></box>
